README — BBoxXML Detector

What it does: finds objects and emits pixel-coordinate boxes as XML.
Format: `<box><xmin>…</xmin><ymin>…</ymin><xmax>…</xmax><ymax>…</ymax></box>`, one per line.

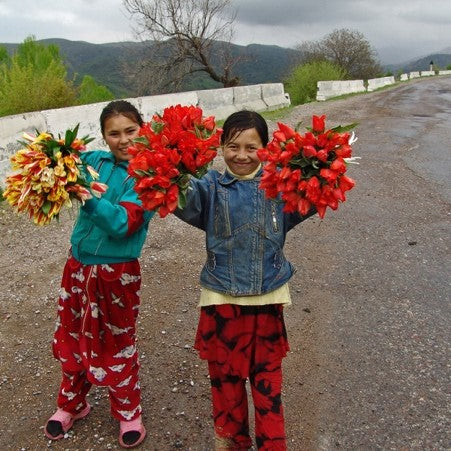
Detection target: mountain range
<box><xmin>1</xmin><ymin>39</ymin><xmax>450</xmax><ymax>98</ymax></box>
<box><xmin>0</xmin><ymin>38</ymin><xmax>301</xmax><ymax>98</ymax></box>
<box><xmin>384</xmin><ymin>49</ymin><xmax>451</xmax><ymax>74</ymax></box>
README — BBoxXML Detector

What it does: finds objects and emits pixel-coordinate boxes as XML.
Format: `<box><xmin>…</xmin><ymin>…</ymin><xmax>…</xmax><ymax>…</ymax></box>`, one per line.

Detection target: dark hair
<box><xmin>100</xmin><ymin>100</ymin><xmax>143</xmax><ymax>136</ymax></box>
<box><xmin>221</xmin><ymin>110</ymin><xmax>269</xmax><ymax>147</ymax></box>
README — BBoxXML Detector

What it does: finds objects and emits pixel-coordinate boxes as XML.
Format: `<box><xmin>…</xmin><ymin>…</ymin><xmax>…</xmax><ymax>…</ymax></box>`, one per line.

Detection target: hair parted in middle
<box><xmin>221</xmin><ymin>110</ymin><xmax>269</xmax><ymax>147</ymax></box>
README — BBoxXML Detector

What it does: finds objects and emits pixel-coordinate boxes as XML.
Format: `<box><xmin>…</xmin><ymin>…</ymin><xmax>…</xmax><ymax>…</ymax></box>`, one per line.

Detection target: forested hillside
<box><xmin>1</xmin><ymin>39</ymin><xmax>302</xmax><ymax>97</ymax></box>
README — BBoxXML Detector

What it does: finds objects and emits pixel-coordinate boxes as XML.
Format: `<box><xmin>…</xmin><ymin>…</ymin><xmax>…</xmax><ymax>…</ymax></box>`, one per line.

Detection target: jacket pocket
<box><xmin>214</xmin><ymin>188</ymin><xmax>231</xmax><ymax>237</ymax></box>
<box><xmin>206</xmin><ymin>250</ymin><xmax>216</xmax><ymax>271</ymax></box>
<box><xmin>273</xmin><ymin>249</ymin><xmax>286</xmax><ymax>269</ymax></box>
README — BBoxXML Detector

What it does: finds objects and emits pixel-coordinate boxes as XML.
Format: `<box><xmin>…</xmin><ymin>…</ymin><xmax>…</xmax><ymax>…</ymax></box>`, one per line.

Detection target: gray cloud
<box><xmin>0</xmin><ymin>0</ymin><xmax>133</xmax><ymax>43</ymax></box>
<box><xmin>0</xmin><ymin>0</ymin><xmax>450</xmax><ymax>64</ymax></box>
<box><xmin>232</xmin><ymin>0</ymin><xmax>373</xmax><ymax>26</ymax></box>
<box><xmin>231</xmin><ymin>0</ymin><xmax>451</xmax><ymax>62</ymax></box>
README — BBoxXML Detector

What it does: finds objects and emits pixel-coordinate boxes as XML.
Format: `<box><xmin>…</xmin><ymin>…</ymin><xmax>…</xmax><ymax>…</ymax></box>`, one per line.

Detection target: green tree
<box><xmin>0</xmin><ymin>46</ymin><xmax>9</xmax><ymax>65</ymax></box>
<box><xmin>0</xmin><ymin>36</ymin><xmax>76</xmax><ymax>116</ymax></box>
<box><xmin>77</xmin><ymin>75</ymin><xmax>115</xmax><ymax>104</ymax></box>
<box><xmin>285</xmin><ymin>60</ymin><xmax>347</xmax><ymax>105</ymax></box>
<box><xmin>297</xmin><ymin>29</ymin><xmax>382</xmax><ymax>80</ymax></box>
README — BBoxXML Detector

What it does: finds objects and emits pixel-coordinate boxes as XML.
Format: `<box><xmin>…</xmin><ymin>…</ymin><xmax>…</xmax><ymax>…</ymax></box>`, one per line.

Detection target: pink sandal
<box><xmin>119</xmin><ymin>416</ymin><xmax>146</xmax><ymax>448</ymax></box>
<box><xmin>44</xmin><ymin>403</ymin><xmax>91</xmax><ymax>440</ymax></box>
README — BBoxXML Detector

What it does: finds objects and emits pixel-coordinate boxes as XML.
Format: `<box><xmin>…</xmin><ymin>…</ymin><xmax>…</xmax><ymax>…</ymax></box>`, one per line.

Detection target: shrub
<box><xmin>0</xmin><ymin>37</ymin><xmax>76</xmax><ymax>116</ymax></box>
<box><xmin>284</xmin><ymin>60</ymin><xmax>347</xmax><ymax>105</ymax></box>
<box><xmin>77</xmin><ymin>75</ymin><xmax>115</xmax><ymax>105</ymax></box>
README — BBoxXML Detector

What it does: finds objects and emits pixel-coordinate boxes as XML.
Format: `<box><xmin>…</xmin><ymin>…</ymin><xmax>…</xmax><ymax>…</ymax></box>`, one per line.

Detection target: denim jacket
<box><xmin>175</xmin><ymin>169</ymin><xmax>316</xmax><ymax>296</ymax></box>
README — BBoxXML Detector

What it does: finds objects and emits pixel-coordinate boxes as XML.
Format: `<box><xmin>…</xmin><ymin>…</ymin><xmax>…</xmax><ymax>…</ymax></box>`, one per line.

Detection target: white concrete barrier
<box><xmin>0</xmin><ymin>112</ymin><xmax>48</xmax><ymax>183</ymax></box>
<box><xmin>261</xmin><ymin>83</ymin><xmax>290</xmax><ymax>110</ymax></box>
<box><xmin>439</xmin><ymin>70</ymin><xmax>451</xmax><ymax>75</ymax></box>
<box><xmin>367</xmin><ymin>76</ymin><xmax>395</xmax><ymax>92</ymax></box>
<box><xmin>317</xmin><ymin>81</ymin><xmax>340</xmax><ymax>101</ymax></box>
<box><xmin>316</xmin><ymin>79</ymin><xmax>365</xmax><ymax>101</ymax></box>
<box><xmin>420</xmin><ymin>71</ymin><xmax>435</xmax><ymax>77</ymax></box>
<box><xmin>0</xmin><ymin>83</ymin><xmax>292</xmax><ymax>186</ymax></box>
<box><xmin>410</xmin><ymin>71</ymin><xmax>420</xmax><ymax>79</ymax></box>
<box><xmin>232</xmin><ymin>85</ymin><xmax>267</xmax><ymax>111</ymax></box>
<box><xmin>196</xmin><ymin>87</ymin><xmax>237</xmax><ymax>120</ymax></box>
<box><xmin>141</xmin><ymin>91</ymin><xmax>199</xmax><ymax>119</ymax></box>
<box><xmin>400</xmin><ymin>73</ymin><xmax>409</xmax><ymax>81</ymax></box>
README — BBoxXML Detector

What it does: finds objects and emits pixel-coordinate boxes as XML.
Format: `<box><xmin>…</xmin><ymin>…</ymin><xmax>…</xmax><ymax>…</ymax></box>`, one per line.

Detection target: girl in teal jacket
<box><xmin>45</xmin><ymin>101</ymin><xmax>153</xmax><ymax>449</ymax></box>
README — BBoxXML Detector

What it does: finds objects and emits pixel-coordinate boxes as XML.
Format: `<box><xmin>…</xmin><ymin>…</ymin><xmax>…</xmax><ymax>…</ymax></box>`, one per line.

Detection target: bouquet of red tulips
<box><xmin>257</xmin><ymin>114</ymin><xmax>358</xmax><ymax>219</ymax></box>
<box><xmin>127</xmin><ymin>104</ymin><xmax>222</xmax><ymax>218</ymax></box>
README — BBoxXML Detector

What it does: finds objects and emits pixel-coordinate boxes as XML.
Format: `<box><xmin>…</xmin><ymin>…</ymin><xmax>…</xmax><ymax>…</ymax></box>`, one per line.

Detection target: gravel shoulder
<box><xmin>1</xmin><ymin>77</ymin><xmax>450</xmax><ymax>450</ymax></box>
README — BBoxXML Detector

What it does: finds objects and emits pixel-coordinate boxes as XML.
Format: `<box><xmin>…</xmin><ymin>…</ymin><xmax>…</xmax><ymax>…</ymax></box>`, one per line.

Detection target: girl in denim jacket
<box><xmin>175</xmin><ymin>110</ymin><xmax>316</xmax><ymax>450</ymax></box>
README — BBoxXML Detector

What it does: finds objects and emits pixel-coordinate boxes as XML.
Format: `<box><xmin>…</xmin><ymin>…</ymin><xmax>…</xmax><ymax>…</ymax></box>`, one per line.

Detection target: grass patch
<box><xmin>260</xmin><ymin>106</ymin><xmax>294</xmax><ymax>121</ymax></box>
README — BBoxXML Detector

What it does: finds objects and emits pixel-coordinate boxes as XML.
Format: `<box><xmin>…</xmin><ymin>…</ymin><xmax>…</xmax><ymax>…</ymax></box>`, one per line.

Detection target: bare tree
<box><xmin>123</xmin><ymin>0</ymin><xmax>241</xmax><ymax>94</ymax></box>
<box><xmin>297</xmin><ymin>29</ymin><xmax>382</xmax><ymax>80</ymax></box>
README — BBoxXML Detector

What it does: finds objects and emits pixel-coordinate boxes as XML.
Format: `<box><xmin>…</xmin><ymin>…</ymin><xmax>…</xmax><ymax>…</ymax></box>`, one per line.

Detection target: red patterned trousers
<box><xmin>52</xmin><ymin>255</ymin><xmax>142</xmax><ymax>421</ymax></box>
<box><xmin>196</xmin><ymin>304</ymin><xmax>289</xmax><ymax>450</ymax></box>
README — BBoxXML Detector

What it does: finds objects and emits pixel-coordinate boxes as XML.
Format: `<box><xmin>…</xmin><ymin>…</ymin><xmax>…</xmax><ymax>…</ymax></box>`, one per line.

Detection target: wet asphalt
<box><xmin>282</xmin><ymin>76</ymin><xmax>450</xmax><ymax>449</ymax></box>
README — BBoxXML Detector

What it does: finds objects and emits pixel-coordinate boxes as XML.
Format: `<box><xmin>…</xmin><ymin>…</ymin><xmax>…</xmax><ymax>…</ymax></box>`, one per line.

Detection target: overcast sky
<box><xmin>0</xmin><ymin>0</ymin><xmax>450</xmax><ymax>64</ymax></box>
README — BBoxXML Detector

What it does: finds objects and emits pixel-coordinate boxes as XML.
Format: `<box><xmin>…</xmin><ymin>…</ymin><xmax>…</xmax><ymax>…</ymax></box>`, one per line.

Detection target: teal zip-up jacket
<box><xmin>70</xmin><ymin>150</ymin><xmax>154</xmax><ymax>265</ymax></box>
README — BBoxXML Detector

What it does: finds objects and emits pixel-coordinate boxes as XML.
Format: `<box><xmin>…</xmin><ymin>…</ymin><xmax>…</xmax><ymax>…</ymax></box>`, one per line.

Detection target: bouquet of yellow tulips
<box><xmin>3</xmin><ymin>124</ymin><xmax>107</xmax><ymax>225</ymax></box>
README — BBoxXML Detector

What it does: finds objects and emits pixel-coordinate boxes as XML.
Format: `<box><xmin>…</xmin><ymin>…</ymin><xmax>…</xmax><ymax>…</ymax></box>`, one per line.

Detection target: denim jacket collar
<box><xmin>218</xmin><ymin>167</ymin><xmax>263</xmax><ymax>186</ymax></box>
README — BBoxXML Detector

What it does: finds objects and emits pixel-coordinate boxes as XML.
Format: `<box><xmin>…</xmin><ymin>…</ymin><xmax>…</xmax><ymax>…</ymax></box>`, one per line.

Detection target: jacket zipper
<box><xmin>78</xmin><ymin>163</ymin><xmax>117</xmax><ymax>256</ymax></box>
<box><xmin>271</xmin><ymin>203</ymin><xmax>279</xmax><ymax>232</ymax></box>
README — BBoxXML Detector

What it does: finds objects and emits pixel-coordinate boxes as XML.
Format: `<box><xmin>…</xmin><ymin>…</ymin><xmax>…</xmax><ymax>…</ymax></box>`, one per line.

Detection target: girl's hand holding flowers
<box><xmin>3</xmin><ymin>125</ymin><xmax>107</xmax><ymax>225</ymax></box>
<box><xmin>257</xmin><ymin>115</ymin><xmax>358</xmax><ymax>219</ymax></box>
<box><xmin>127</xmin><ymin>104</ymin><xmax>222</xmax><ymax>218</ymax></box>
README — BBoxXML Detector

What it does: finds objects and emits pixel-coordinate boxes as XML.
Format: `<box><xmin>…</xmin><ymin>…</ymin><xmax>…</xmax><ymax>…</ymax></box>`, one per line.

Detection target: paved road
<box><xmin>281</xmin><ymin>76</ymin><xmax>450</xmax><ymax>449</ymax></box>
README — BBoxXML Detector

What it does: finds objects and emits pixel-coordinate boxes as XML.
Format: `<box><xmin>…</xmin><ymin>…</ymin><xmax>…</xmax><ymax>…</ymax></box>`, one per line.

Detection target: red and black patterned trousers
<box><xmin>195</xmin><ymin>304</ymin><xmax>289</xmax><ymax>450</ymax></box>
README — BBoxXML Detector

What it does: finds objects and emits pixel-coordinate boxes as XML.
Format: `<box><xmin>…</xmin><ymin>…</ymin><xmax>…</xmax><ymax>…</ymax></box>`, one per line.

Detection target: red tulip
<box><xmin>298</xmin><ymin>197</ymin><xmax>311</xmax><ymax>216</ymax></box>
<box><xmin>273</xmin><ymin>130</ymin><xmax>287</xmax><ymax>143</ymax></box>
<box><xmin>302</xmin><ymin>145</ymin><xmax>317</xmax><ymax>158</ymax></box>
<box><xmin>338</xmin><ymin>175</ymin><xmax>355</xmax><ymax>192</ymax></box>
<box><xmin>203</xmin><ymin>116</ymin><xmax>216</xmax><ymax>131</ymax></box>
<box><xmin>330</xmin><ymin>158</ymin><xmax>346</xmax><ymax>173</ymax></box>
<box><xmin>319</xmin><ymin>168</ymin><xmax>337</xmax><ymax>184</ymax></box>
<box><xmin>316</xmin><ymin>149</ymin><xmax>328</xmax><ymax>163</ymax></box>
<box><xmin>277</xmin><ymin>122</ymin><xmax>297</xmax><ymax>140</ymax></box>
<box><xmin>312</xmin><ymin>115</ymin><xmax>326</xmax><ymax>133</ymax></box>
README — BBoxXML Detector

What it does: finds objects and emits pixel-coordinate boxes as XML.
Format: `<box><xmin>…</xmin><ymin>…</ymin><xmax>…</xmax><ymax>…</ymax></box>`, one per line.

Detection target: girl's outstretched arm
<box><xmin>174</xmin><ymin>174</ymin><xmax>213</xmax><ymax>231</ymax></box>
<box><xmin>285</xmin><ymin>205</ymin><xmax>317</xmax><ymax>232</ymax></box>
<box><xmin>81</xmin><ymin>187</ymin><xmax>154</xmax><ymax>238</ymax></box>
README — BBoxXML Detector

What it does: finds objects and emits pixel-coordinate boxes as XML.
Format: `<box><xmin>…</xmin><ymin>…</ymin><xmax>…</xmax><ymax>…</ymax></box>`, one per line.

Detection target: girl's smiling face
<box><xmin>223</xmin><ymin>127</ymin><xmax>262</xmax><ymax>176</ymax></box>
<box><xmin>103</xmin><ymin>114</ymin><xmax>140</xmax><ymax>162</ymax></box>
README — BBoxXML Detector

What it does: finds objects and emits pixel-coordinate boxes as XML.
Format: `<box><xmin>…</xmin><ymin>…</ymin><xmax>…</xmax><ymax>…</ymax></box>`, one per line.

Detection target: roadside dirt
<box><xmin>1</xmin><ymin>78</ymin><xmax>448</xmax><ymax>450</ymax></box>
<box><xmin>0</xmin><ymin>106</ymin><xmax>332</xmax><ymax>450</ymax></box>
